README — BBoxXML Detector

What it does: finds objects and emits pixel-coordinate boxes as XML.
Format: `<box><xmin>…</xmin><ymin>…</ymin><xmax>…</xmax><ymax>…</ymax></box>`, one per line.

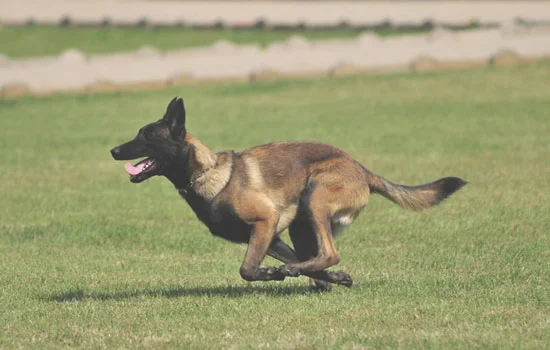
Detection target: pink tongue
<box><xmin>124</xmin><ymin>162</ymin><xmax>145</xmax><ymax>176</ymax></box>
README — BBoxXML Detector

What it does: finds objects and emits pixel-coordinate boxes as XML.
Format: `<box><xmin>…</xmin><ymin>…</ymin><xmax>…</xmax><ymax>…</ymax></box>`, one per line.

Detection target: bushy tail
<box><xmin>368</xmin><ymin>174</ymin><xmax>467</xmax><ymax>211</ymax></box>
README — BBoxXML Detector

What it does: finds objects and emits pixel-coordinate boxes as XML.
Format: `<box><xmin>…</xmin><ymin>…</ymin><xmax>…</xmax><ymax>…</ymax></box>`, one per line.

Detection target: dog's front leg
<box><xmin>239</xmin><ymin>216</ymin><xmax>286</xmax><ymax>282</ymax></box>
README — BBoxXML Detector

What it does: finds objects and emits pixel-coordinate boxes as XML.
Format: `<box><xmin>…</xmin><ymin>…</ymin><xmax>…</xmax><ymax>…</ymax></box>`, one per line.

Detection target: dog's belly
<box><xmin>331</xmin><ymin>213</ymin><xmax>355</xmax><ymax>236</ymax></box>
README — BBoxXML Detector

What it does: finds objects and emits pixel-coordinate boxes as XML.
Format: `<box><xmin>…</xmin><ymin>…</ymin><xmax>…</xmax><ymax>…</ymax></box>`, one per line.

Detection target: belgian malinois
<box><xmin>110</xmin><ymin>97</ymin><xmax>467</xmax><ymax>290</ymax></box>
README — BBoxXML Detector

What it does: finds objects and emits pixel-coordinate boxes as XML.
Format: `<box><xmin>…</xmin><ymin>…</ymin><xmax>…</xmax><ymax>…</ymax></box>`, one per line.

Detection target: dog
<box><xmin>110</xmin><ymin>97</ymin><xmax>467</xmax><ymax>290</ymax></box>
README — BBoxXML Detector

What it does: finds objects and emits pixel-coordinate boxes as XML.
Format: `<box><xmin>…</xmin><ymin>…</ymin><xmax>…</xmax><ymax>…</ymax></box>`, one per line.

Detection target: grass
<box><xmin>1</xmin><ymin>61</ymin><xmax>550</xmax><ymax>348</ymax></box>
<box><xmin>0</xmin><ymin>25</ymin><xmax>429</xmax><ymax>58</ymax></box>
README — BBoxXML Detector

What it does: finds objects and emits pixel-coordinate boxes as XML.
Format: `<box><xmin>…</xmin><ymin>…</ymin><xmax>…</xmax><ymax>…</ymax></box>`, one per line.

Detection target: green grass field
<box><xmin>1</xmin><ymin>62</ymin><xmax>549</xmax><ymax>348</ymax></box>
<box><xmin>0</xmin><ymin>25</ymin><xmax>430</xmax><ymax>58</ymax></box>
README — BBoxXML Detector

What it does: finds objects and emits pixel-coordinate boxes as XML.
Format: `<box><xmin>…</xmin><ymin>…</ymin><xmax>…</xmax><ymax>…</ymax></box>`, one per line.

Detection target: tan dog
<box><xmin>111</xmin><ymin>97</ymin><xmax>467</xmax><ymax>290</ymax></box>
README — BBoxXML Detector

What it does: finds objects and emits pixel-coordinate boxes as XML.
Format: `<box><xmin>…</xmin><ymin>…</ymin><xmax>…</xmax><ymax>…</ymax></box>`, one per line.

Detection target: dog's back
<box><xmin>232</xmin><ymin>141</ymin><xmax>372</xmax><ymax>234</ymax></box>
<box><xmin>211</xmin><ymin>140</ymin><xmax>466</xmax><ymax>235</ymax></box>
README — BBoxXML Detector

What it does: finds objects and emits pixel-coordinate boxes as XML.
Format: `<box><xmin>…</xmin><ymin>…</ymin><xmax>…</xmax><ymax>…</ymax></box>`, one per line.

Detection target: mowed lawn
<box><xmin>1</xmin><ymin>62</ymin><xmax>549</xmax><ymax>348</ymax></box>
<box><xmin>0</xmin><ymin>25</ymin><xmax>427</xmax><ymax>58</ymax></box>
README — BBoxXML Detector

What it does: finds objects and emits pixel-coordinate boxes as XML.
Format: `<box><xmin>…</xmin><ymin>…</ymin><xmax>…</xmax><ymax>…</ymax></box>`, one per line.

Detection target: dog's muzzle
<box><xmin>110</xmin><ymin>146</ymin><xmax>122</xmax><ymax>160</ymax></box>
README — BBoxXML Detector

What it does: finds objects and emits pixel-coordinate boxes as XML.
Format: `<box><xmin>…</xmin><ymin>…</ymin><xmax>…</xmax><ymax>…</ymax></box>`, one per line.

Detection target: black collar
<box><xmin>177</xmin><ymin>171</ymin><xmax>206</xmax><ymax>197</ymax></box>
<box><xmin>178</xmin><ymin>180</ymin><xmax>195</xmax><ymax>197</ymax></box>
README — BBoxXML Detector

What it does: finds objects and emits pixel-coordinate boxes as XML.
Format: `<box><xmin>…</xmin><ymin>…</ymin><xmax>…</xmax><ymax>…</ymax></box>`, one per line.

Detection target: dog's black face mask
<box><xmin>110</xmin><ymin>97</ymin><xmax>187</xmax><ymax>183</ymax></box>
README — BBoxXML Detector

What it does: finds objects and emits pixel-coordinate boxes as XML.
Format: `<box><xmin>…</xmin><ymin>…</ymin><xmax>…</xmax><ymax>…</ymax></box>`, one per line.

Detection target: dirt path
<box><xmin>2</xmin><ymin>1</ymin><xmax>550</xmax><ymax>28</ymax></box>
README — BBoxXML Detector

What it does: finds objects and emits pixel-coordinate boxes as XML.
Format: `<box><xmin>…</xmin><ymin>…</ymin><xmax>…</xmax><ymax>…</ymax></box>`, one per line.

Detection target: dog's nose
<box><xmin>110</xmin><ymin>146</ymin><xmax>121</xmax><ymax>159</ymax></box>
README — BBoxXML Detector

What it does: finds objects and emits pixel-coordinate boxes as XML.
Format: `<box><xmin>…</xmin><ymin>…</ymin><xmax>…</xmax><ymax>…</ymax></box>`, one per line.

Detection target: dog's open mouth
<box><xmin>124</xmin><ymin>157</ymin><xmax>161</xmax><ymax>183</ymax></box>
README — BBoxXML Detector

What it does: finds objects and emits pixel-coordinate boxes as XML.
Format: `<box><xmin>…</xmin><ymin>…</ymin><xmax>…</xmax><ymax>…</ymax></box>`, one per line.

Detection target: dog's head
<box><xmin>110</xmin><ymin>97</ymin><xmax>187</xmax><ymax>183</ymax></box>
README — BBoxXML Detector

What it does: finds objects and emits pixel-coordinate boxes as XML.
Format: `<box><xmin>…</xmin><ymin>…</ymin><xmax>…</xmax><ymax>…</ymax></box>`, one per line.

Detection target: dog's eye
<box><xmin>137</xmin><ymin>127</ymin><xmax>150</xmax><ymax>139</ymax></box>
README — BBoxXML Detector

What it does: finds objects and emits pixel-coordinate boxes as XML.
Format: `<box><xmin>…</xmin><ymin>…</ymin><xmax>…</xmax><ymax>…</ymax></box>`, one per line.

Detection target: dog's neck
<box><xmin>185</xmin><ymin>132</ymin><xmax>217</xmax><ymax>170</ymax></box>
<box><xmin>165</xmin><ymin>132</ymin><xmax>231</xmax><ymax>201</ymax></box>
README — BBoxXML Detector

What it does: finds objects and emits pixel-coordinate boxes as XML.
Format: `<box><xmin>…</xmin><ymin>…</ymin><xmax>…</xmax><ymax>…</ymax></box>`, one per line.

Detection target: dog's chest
<box><xmin>182</xmin><ymin>192</ymin><xmax>251</xmax><ymax>243</ymax></box>
<box><xmin>208</xmin><ymin>201</ymin><xmax>252</xmax><ymax>243</ymax></box>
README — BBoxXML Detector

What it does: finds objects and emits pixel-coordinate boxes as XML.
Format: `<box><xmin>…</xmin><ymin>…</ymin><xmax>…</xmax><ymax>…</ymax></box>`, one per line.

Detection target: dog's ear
<box><xmin>165</xmin><ymin>96</ymin><xmax>178</xmax><ymax>114</ymax></box>
<box><xmin>163</xmin><ymin>97</ymin><xmax>186</xmax><ymax>139</ymax></box>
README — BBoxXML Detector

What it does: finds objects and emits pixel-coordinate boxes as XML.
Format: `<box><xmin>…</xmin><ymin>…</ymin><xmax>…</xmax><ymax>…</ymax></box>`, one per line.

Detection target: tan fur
<box><xmin>193</xmin><ymin>153</ymin><xmax>233</xmax><ymax>201</ymax></box>
<box><xmin>243</xmin><ymin>156</ymin><xmax>266</xmax><ymax>190</ymax></box>
<box><xmin>276</xmin><ymin>204</ymin><xmax>299</xmax><ymax>234</ymax></box>
<box><xmin>165</xmin><ymin>112</ymin><xmax>463</xmax><ymax>286</ymax></box>
<box><xmin>113</xmin><ymin>98</ymin><xmax>465</xmax><ymax>287</ymax></box>
<box><xmin>368</xmin><ymin>175</ymin><xmax>447</xmax><ymax>211</ymax></box>
<box><xmin>184</xmin><ymin>138</ymin><xmax>461</xmax><ymax>242</ymax></box>
<box><xmin>185</xmin><ymin>133</ymin><xmax>232</xmax><ymax>201</ymax></box>
<box><xmin>186</xmin><ymin>133</ymin><xmax>216</xmax><ymax>168</ymax></box>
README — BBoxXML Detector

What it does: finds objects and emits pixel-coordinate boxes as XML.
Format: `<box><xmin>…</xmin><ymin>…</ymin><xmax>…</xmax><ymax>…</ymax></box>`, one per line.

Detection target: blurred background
<box><xmin>1</xmin><ymin>0</ymin><xmax>550</xmax><ymax>96</ymax></box>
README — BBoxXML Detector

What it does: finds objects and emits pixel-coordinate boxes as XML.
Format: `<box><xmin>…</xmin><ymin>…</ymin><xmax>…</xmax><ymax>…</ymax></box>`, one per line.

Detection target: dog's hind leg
<box><xmin>267</xmin><ymin>237</ymin><xmax>299</xmax><ymax>263</ymax></box>
<box><xmin>285</xmin><ymin>220</ymin><xmax>352</xmax><ymax>287</ymax></box>
<box><xmin>268</xmin><ymin>238</ymin><xmax>332</xmax><ymax>291</ymax></box>
<box><xmin>275</xmin><ymin>181</ymin><xmax>352</xmax><ymax>286</ymax></box>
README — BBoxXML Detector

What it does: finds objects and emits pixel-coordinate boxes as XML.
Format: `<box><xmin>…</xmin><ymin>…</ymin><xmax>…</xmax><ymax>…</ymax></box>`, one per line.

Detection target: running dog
<box><xmin>110</xmin><ymin>97</ymin><xmax>467</xmax><ymax>290</ymax></box>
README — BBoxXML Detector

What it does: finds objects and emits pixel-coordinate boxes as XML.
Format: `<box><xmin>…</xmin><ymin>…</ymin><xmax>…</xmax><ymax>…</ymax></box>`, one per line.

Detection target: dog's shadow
<box><xmin>46</xmin><ymin>284</ymin><xmax>319</xmax><ymax>302</ymax></box>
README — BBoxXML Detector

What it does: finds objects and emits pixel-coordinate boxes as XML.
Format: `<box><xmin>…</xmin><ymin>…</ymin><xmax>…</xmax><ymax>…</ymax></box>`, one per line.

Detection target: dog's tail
<box><xmin>367</xmin><ymin>173</ymin><xmax>467</xmax><ymax>211</ymax></box>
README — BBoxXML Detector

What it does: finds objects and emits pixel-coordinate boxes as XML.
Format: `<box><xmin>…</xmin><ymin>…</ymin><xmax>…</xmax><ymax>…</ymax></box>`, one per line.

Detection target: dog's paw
<box><xmin>333</xmin><ymin>271</ymin><xmax>353</xmax><ymax>287</ymax></box>
<box><xmin>262</xmin><ymin>266</ymin><xmax>286</xmax><ymax>281</ymax></box>
<box><xmin>279</xmin><ymin>265</ymin><xmax>301</xmax><ymax>277</ymax></box>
